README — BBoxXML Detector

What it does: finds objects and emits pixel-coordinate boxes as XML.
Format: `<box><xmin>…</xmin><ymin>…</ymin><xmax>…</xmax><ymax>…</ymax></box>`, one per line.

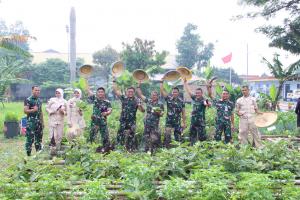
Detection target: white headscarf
<box><xmin>74</xmin><ymin>88</ymin><xmax>82</xmax><ymax>99</ymax></box>
<box><xmin>56</xmin><ymin>88</ymin><xmax>64</xmax><ymax>100</ymax></box>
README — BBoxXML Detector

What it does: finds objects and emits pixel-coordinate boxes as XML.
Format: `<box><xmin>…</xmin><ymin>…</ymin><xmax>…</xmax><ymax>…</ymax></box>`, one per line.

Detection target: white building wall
<box><xmin>248</xmin><ymin>80</ymin><xmax>300</xmax><ymax>100</ymax></box>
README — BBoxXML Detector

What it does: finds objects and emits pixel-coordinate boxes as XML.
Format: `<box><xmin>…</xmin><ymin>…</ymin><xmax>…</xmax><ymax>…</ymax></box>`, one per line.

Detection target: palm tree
<box><xmin>262</xmin><ymin>54</ymin><xmax>300</xmax><ymax>110</ymax></box>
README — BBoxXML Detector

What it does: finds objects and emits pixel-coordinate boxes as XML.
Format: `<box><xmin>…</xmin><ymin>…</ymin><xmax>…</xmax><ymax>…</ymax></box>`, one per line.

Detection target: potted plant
<box><xmin>3</xmin><ymin>112</ymin><xmax>19</xmax><ymax>138</ymax></box>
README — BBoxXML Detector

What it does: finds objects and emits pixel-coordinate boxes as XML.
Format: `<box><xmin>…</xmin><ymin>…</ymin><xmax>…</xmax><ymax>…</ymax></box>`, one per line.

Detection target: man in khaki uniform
<box><xmin>236</xmin><ymin>85</ymin><xmax>262</xmax><ymax>147</ymax></box>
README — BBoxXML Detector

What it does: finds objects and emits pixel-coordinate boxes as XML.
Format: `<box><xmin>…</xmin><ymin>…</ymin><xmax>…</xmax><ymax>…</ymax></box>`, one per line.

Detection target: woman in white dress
<box><xmin>46</xmin><ymin>88</ymin><xmax>67</xmax><ymax>150</ymax></box>
<box><xmin>66</xmin><ymin>89</ymin><xmax>86</xmax><ymax>141</ymax></box>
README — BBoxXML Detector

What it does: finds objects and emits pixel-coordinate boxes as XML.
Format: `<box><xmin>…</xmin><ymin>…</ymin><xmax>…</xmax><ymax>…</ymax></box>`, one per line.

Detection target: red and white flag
<box><xmin>222</xmin><ymin>52</ymin><xmax>232</xmax><ymax>64</ymax></box>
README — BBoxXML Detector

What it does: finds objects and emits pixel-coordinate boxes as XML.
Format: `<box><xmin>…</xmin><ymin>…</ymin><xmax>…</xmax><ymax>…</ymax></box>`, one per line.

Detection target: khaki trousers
<box><xmin>67</xmin><ymin>128</ymin><xmax>83</xmax><ymax>141</ymax></box>
<box><xmin>239</xmin><ymin>118</ymin><xmax>262</xmax><ymax>147</ymax></box>
<box><xmin>49</xmin><ymin>124</ymin><xmax>64</xmax><ymax>148</ymax></box>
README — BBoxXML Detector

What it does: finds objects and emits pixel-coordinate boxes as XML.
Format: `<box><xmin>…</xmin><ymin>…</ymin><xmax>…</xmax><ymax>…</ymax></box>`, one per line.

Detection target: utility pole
<box><xmin>69</xmin><ymin>7</ymin><xmax>76</xmax><ymax>83</ymax></box>
<box><xmin>246</xmin><ymin>43</ymin><xmax>249</xmax><ymax>84</ymax></box>
<box><xmin>66</xmin><ymin>25</ymin><xmax>70</xmax><ymax>81</ymax></box>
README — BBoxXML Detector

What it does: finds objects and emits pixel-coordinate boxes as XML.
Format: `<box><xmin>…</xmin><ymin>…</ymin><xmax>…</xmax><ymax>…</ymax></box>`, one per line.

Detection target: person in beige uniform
<box><xmin>236</xmin><ymin>85</ymin><xmax>262</xmax><ymax>147</ymax></box>
<box><xmin>66</xmin><ymin>89</ymin><xmax>86</xmax><ymax>141</ymax></box>
<box><xmin>46</xmin><ymin>88</ymin><xmax>67</xmax><ymax>150</ymax></box>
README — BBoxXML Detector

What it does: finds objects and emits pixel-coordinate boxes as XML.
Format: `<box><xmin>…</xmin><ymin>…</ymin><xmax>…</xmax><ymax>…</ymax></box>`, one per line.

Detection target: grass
<box><xmin>0</xmin><ymin>134</ymin><xmax>24</xmax><ymax>170</ymax></box>
<box><xmin>0</xmin><ymin>103</ymin><xmax>27</xmax><ymax>170</ymax></box>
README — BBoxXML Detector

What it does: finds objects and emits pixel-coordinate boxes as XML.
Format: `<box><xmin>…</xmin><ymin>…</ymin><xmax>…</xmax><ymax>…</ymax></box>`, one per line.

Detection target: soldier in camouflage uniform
<box><xmin>137</xmin><ymin>81</ymin><xmax>164</xmax><ymax>153</ymax></box>
<box><xmin>113</xmin><ymin>79</ymin><xmax>144</xmax><ymax>151</ymax></box>
<box><xmin>183</xmin><ymin>79</ymin><xmax>211</xmax><ymax>145</ymax></box>
<box><xmin>160</xmin><ymin>80</ymin><xmax>186</xmax><ymax>148</ymax></box>
<box><xmin>87</xmin><ymin>86</ymin><xmax>112</xmax><ymax>148</ymax></box>
<box><xmin>207</xmin><ymin>84</ymin><xmax>234</xmax><ymax>143</ymax></box>
<box><xmin>24</xmin><ymin>86</ymin><xmax>44</xmax><ymax>156</ymax></box>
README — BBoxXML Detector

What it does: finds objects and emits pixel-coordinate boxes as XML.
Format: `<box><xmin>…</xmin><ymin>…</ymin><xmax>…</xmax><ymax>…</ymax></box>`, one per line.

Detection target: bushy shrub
<box><xmin>4</xmin><ymin>111</ymin><xmax>19</xmax><ymax>122</ymax></box>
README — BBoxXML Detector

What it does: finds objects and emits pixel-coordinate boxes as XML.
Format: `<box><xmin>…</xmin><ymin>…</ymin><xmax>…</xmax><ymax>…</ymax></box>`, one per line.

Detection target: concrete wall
<box><xmin>10</xmin><ymin>84</ymin><xmax>57</xmax><ymax>101</ymax></box>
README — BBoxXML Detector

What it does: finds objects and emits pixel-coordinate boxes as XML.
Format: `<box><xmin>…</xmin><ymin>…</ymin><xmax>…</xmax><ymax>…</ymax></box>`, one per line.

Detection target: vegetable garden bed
<box><xmin>1</xmin><ymin>139</ymin><xmax>300</xmax><ymax>200</ymax></box>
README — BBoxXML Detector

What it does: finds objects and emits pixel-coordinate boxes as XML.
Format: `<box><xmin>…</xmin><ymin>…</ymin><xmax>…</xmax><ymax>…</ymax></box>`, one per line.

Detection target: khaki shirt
<box><xmin>46</xmin><ymin>97</ymin><xmax>67</xmax><ymax>126</ymax></box>
<box><xmin>67</xmin><ymin>97</ymin><xmax>86</xmax><ymax>129</ymax></box>
<box><xmin>236</xmin><ymin>96</ymin><xmax>257</xmax><ymax>120</ymax></box>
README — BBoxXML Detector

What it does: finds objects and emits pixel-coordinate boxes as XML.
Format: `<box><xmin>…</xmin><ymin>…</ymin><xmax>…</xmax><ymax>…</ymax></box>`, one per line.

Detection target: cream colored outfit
<box><xmin>46</xmin><ymin>89</ymin><xmax>67</xmax><ymax>148</ymax></box>
<box><xmin>66</xmin><ymin>94</ymin><xmax>86</xmax><ymax>141</ymax></box>
<box><xmin>236</xmin><ymin>96</ymin><xmax>261</xmax><ymax>147</ymax></box>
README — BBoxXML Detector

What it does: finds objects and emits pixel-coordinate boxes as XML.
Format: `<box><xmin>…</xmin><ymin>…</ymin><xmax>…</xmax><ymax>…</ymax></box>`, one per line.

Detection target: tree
<box><xmin>238</xmin><ymin>0</ymin><xmax>300</xmax><ymax>55</ymax></box>
<box><xmin>262</xmin><ymin>53</ymin><xmax>300</xmax><ymax>110</ymax></box>
<box><xmin>76</xmin><ymin>57</ymin><xmax>85</xmax><ymax>68</ymax></box>
<box><xmin>212</xmin><ymin>67</ymin><xmax>242</xmax><ymax>84</ymax></box>
<box><xmin>120</xmin><ymin>38</ymin><xmax>167</xmax><ymax>73</ymax></box>
<box><xmin>93</xmin><ymin>45</ymin><xmax>119</xmax><ymax>88</ymax></box>
<box><xmin>176</xmin><ymin>23</ymin><xmax>214</xmax><ymax>69</ymax></box>
<box><xmin>30</xmin><ymin>58</ymin><xmax>70</xmax><ymax>86</ymax></box>
<box><xmin>198</xmin><ymin>43</ymin><xmax>214</xmax><ymax>68</ymax></box>
<box><xmin>0</xmin><ymin>56</ymin><xmax>30</xmax><ymax>98</ymax></box>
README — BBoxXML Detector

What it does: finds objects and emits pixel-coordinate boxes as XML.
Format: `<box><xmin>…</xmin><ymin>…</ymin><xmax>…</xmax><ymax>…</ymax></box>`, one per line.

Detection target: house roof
<box><xmin>239</xmin><ymin>75</ymin><xmax>260</xmax><ymax>80</ymax></box>
<box><xmin>248</xmin><ymin>77</ymin><xmax>277</xmax><ymax>82</ymax></box>
<box><xmin>43</xmin><ymin>49</ymin><xmax>60</xmax><ymax>53</ymax></box>
<box><xmin>239</xmin><ymin>75</ymin><xmax>277</xmax><ymax>82</ymax></box>
<box><xmin>31</xmin><ymin>51</ymin><xmax>93</xmax><ymax>64</ymax></box>
<box><xmin>161</xmin><ymin>54</ymin><xmax>177</xmax><ymax>70</ymax></box>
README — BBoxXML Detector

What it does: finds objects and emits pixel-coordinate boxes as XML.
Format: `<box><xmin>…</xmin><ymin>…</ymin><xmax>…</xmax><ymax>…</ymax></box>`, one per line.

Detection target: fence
<box><xmin>10</xmin><ymin>83</ymin><xmax>57</xmax><ymax>101</ymax></box>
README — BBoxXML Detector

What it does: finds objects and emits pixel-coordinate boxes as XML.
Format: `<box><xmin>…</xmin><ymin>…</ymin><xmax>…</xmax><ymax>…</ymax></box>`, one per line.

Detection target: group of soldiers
<box><xmin>24</xmin><ymin>77</ymin><xmax>263</xmax><ymax>156</ymax></box>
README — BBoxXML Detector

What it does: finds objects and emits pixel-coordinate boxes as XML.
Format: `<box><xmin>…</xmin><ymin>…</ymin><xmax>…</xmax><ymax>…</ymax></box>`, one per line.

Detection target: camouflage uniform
<box><xmin>24</xmin><ymin>96</ymin><xmax>43</xmax><ymax>156</ymax></box>
<box><xmin>88</xmin><ymin>95</ymin><xmax>112</xmax><ymax>147</ymax></box>
<box><xmin>143</xmin><ymin>98</ymin><xmax>164</xmax><ymax>152</ymax></box>
<box><xmin>117</xmin><ymin>95</ymin><xmax>139</xmax><ymax>150</ymax></box>
<box><xmin>164</xmin><ymin>95</ymin><xmax>185</xmax><ymax>147</ymax></box>
<box><xmin>190</xmin><ymin>95</ymin><xmax>207</xmax><ymax>145</ymax></box>
<box><xmin>212</xmin><ymin>98</ymin><xmax>234</xmax><ymax>143</ymax></box>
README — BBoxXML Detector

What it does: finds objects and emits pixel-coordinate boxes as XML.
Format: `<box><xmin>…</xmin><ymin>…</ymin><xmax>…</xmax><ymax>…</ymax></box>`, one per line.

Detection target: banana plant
<box><xmin>144</xmin><ymin>65</ymin><xmax>164</xmax><ymax>76</ymax></box>
<box><xmin>262</xmin><ymin>54</ymin><xmax>300</xmax><ymax>110</ymax></box>
<box><xmin>115</xmin><ymin>70</ymin><xmax>135</xmax><ymax>93</ymax></box>
<box><xmin>72</xmin><ymin>77</ymin><xmax>89</xmax><ymax>99</ymax></box>
<box><xmin>190</xmin><ymin>60</ymin><xmax>214</xmax><ymax>86</ymax></box>
<box><xmin>257</xmin><ymin>84</ymin><xmax>278</xmax><ymax>111</ymax></box>
<box><xmin>215</xmin><ymin>83</ymin><xmax>242</xmax><ymax>103</ymax></box>
<box><xmin>203</xmin><ymin>61</ymin><xmax>214</xmax><ymax>81</ymax></box>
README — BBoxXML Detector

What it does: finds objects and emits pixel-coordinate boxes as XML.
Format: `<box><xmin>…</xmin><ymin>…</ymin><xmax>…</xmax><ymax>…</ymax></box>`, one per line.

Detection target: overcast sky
<box><xmin>0</xmin><ymin>0</ymin><xmax>298</xmax><ymax>75</ymax></box>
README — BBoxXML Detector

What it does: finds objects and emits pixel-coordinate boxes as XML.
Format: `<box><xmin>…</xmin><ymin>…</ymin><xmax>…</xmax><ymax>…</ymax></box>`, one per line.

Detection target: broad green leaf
<box><xmin>269</xmin><ymin>84</ymin><xmax>277</xmax><ymax>102</ymax></box>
